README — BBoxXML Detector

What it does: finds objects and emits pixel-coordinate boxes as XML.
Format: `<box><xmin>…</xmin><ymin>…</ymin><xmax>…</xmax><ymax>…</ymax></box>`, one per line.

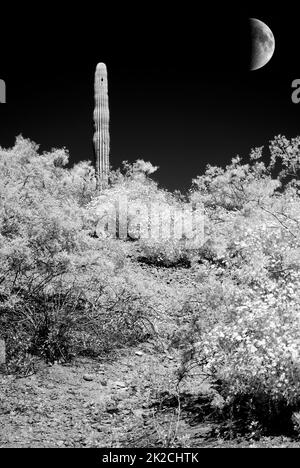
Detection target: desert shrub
<box><xmin>0</xmin><ymin>138</ymin><xmax>160</xmax><ymax>373</ymax></box>
<box><xmin>176</xmin><ymin>135</ymin><xmax>300</xmax><ymax>434</ymax></box>
<box><xmin>177</xmin><ymin>271</ymin><xmax>300</xmax><ymax>434</ymax></box>
<box><xmin>0</xmin><ymin>232</ymin><xmax>158</xmax><ymax>372</ymax></box>
<box><xmin>0</xmin><ymin>279</ymin><xmax>155</xmax><ymax>373</ymax></box>
<box><xmin>1</xmin><ymin>291</ymin><xmax>77</xmax><ymax>373</ymax></box>
<box><xmin>69</xmin><ymin>265</ymin><xmax>160</xmax><ymax>356</ymax></box>
<box><xmin>200</xmin><ymin>281</ymin><xmax>300</xmax><ymax>432</ymax></box>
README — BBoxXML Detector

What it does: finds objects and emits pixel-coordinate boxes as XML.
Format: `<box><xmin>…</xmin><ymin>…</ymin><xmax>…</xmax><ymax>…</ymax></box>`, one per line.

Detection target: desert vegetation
<box><xmin>1</xmin><ymin>134</ymin><xmax>300</xmax><ymax>447</ymax></box>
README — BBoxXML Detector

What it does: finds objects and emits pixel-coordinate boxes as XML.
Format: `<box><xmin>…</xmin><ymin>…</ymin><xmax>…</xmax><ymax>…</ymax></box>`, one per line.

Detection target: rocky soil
<box><xmin>1</xmin><ymin>347</ymin><xmax>299</xmax><ymax>448</ymax></box>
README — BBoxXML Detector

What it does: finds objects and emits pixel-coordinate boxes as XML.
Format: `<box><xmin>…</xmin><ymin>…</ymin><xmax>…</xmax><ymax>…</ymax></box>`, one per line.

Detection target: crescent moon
<box><xmin>250</xmin><ymin>18</ymin><xmax>275</xmax><ymax>71</ymax></box>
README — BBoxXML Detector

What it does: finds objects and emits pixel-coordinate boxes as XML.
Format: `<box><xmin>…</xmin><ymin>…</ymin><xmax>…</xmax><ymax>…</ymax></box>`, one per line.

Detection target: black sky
<box><xmin>0</xmin><ymin>7</ymin><xmax>299</xmax><ymax>192</ymax></box>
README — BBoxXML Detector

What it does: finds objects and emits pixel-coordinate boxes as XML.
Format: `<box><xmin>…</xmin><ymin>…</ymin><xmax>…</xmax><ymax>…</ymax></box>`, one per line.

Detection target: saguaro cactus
<box><xmin>93</xmin><ymin>63</ymin><xmax>110</xmax><ymax>191</ymax></box>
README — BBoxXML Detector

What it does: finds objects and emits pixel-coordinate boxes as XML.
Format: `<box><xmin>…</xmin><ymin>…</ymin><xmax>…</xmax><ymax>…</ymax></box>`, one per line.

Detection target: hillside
<box><xmin>1</xmin><ymin>136</ymin><xmax>300</xmax><ymax>447</ymax></box>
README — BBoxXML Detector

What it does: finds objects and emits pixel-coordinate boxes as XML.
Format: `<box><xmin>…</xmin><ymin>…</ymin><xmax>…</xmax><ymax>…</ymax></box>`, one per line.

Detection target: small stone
<box><xmin>113</xmin><ymin>381</ymin><xmax>126</xmax><ymax>388</ymax></box>
<box><xmin>113</xmin><ymin>394</ymin><xmax>123</xmax><ymax>402</ymax></box>
<box><xmin>100</xmin><ymin>379</ymin><xmax>108</xmax><ymax>386</ymax></box>
<box><xmin>135</xmin><ymin>351</ymin><xmax>143</xmax><ymax>356</ymax></box>
<box><xmin>106</xmin><ymin>403</ymin><xmax>119</xmax><ymax>414</ymax></box>
<box><xmin>132</xmin><ymin>409</ymin><xmax>144</xmax><ymax>418</ymax></box>
<box><xmin>83</xmin><ymin>374</ymin><xmax>94</xmax><ymax>382</ymax></box>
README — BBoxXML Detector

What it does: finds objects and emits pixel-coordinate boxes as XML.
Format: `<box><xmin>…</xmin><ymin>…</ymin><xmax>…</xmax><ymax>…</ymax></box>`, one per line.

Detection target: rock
<box><xmin>113</xmin><ymin>381</ymin><xmax>126</xmax><ymax>388</ymax></box>
<box><xmin>132</xmin><ymin>408</ymin><xmax>147</xmax><ymax>418</ymax></box>
<box><xmin>46</xmin><ymin>383</ymin><xmax>55</xmax><ymax>390</ymax></box>
<box><xmin>113</xmin><ymin>394</ymin><xmax>124</xmax><ymax>402</ymax></box>
<box><xmin>83</xmin><ymin>374</ymin><xmax>94</xmax><ymax>382</ymax></box>
<box><xmin>135</xmin><ymin>351</ymin><xmax>143</xmax><ymax>356</ymax></box>
<box><xmin>106</xmin><ymin>403</ymin><xmax>119</xmax><ymax>414</ymax></box>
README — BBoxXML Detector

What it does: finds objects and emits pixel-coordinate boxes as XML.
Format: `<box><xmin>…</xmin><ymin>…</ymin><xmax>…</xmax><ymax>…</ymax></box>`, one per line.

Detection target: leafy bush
<box><xmin>0</xmin><ymin>137</ymin><xmax>160</xmax><ymax>373</ymax></box>
<box><xmin>177</xmin><ymin>135</ymin><xmax>300</xmax><ymax>434</ymax></box>
<box><xmin>197</xmin><ymin>278</ymin><xmax>300</xmax><ymax>432</ymax></box>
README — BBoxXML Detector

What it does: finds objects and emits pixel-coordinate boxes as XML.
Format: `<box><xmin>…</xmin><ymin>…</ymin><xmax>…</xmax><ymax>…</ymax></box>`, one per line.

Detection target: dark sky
<box><xmin>0</xmin><ymin>7</ymin><xmax>299</xmax><ymax>192</ymax></box>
